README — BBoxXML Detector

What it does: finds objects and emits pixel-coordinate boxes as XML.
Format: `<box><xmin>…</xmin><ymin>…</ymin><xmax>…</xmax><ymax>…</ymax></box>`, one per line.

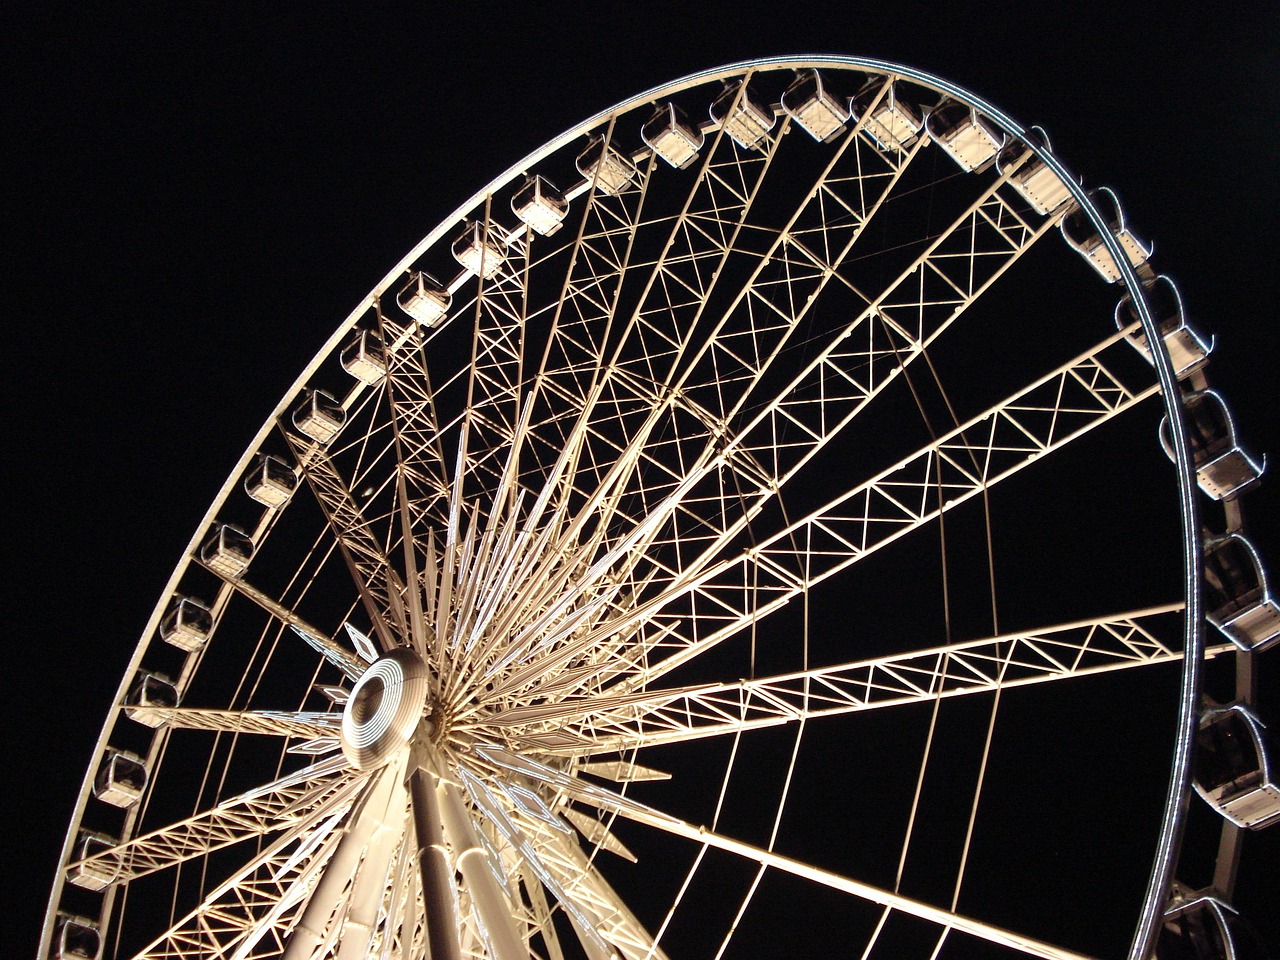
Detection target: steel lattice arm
<box><xmin>604</xmin><ymin>326</ymin><xmax>1161</xmax><ymax>690</ymax></box>
<box><xmin>483</xmin><ymin>606</ymin><xmax>1222</xmax><ymax>756</ymax></box>
<box><xmin>469</xmin><ymin>155</ymin><xmax>1068</xmax><ymax>705</ymax></box>
<box><xmin>285</xmin><ymin>430</ymin><xmax>410</xmax><ymax>651</ymax></box>
<box><xmin>210</xmin><ymin>572</ymin><xmax>367</xmax><ymax>680</ymax></box>
<box><xmin>67</xmin><ymin>761</ymin><xmax>360</xmax><ymax>884</ymax></box>
<box><xmin>602</xmin><ymin>148</ymin><xmax>1056</xmax><ymax>588</ymax></box>
<box><xmin>131</xmin><ymin>806</ymin><xmax>347</xmax><ymax>960</ymax></box>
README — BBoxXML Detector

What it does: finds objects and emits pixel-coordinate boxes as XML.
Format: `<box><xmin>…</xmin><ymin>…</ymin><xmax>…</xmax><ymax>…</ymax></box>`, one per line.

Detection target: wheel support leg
<box><xmin>409</xmin><ymin>751</ymin><xmax>463</xmax><ymax>960</ymax></box>
<box><xmin>438</xmin><ymin>778</ymin><xmax>528</xmax><ymax>960</ymax></box>
<box><xmin>283</xmin><ymin>766</ymin><xmax>397</xmax><ymax>960</ymax></box>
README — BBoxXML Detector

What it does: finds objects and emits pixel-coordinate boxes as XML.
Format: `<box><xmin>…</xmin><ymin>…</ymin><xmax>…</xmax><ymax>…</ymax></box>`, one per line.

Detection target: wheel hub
<box><xmin>340</xmin><ymin>647</ymin><xmax>430</xmax><ymax>770</ymax></box>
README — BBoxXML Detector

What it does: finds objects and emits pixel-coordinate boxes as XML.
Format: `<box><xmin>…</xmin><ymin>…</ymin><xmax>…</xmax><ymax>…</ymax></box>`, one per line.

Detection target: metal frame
<box><xmin>43</xmin><ymin>57</ymin><xmax>1238</xmax><ymax>960</ymax></box>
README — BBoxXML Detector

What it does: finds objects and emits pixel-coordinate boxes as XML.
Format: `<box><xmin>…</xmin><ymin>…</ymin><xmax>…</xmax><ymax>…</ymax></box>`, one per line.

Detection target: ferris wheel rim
<box><xmin>42</xmin><ymin>55</ymin><xmax>1213</xmax><ymax>960</ymax></box>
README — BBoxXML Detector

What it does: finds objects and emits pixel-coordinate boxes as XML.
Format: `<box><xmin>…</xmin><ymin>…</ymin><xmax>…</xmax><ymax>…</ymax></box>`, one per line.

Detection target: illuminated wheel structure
<box><xmin>42</xmin><ymin>57</ymin><xmax>1278</xmax><ymax>960</ymax></box>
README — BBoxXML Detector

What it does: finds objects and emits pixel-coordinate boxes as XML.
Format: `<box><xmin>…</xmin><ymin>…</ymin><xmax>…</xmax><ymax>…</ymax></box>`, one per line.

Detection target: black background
<box><xmin>9</xmin><ymin>3</ymin><xmax>1279</xmax><ymax>957</ymax></box>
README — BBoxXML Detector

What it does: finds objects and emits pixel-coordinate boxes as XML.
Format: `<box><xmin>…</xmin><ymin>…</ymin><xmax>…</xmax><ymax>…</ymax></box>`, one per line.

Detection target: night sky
<box><xmin>10</xmin><ymin>4</ymin><xmax>1279</xmax><ymax>958</ymax></box>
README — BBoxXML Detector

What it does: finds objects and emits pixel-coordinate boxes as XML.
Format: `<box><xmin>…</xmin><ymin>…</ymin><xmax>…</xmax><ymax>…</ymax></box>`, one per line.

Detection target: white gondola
<box><xmin>244</xmin><ymin>454</ymin><xmax>298</xmax><ymax>507</ymax></box>
<box><xmin>200</xmin><ymin>523</ymin><xmax>254</xmax><ymax>578</ymax></box>
<box><xmin>575</xmin><ymin>135</ymin><xmax>637</xmax><ymax>195</ymax></box>
<box><xmin>291</xmin><ymin>389</ymin><xmax>345</xmax><ymax>444</ymax></box>
<box><xmin>396</xmin><ymin>270</ymin><xmax>451</xmax><ymax>327</ymax></box>
<box><xmin>512</xmin><ymin>175</ymin><xmax>568</xmax><ymax>236</ymax></box>
<box><xmin>1114</xmin><ymin>275</ymin><xmax>1212</xmax><ymax>379</ymax></box>
<box><xmin>452</xmin><ymin>220</ymin><xmax>506</xmax><ymax>279</ymax></box>
<box><xmin>53</xmin><ymin>914</ymin><xmax>101</xmax><ymax>960</ymax></box>
<box><xmin>1204</xmin><ymin>533</ymin><xmax>1280</xmax><ymax>652</ymax></box>
<box><xmin>852</xmin><ymin>78</ymin><xmax>922</xmax><ymax>152</ymax></box>
<box><xmin>92</xmin><ymin>748</ymin><xmax>147</xmax><ymax>809</ymax></box>
<box><xmin>127</xmin><ymin>671</ymin><xmax>177</xmax><ymax>726</ymax></box>
<box><xmin>781</xmin><ymin>68</ymin><xmax>849</xmax><ymax>142</ymax></box>
<box><xmin>1195</xmin><ymin>704</ymin><xmax>1280</xmax><ymax>830</ymax></box>
<box><xmin>1161</xmin><ymin>390</ymin><xmax>1264</xmax><ymax>501</ymax></box>
<box><xmin>159</xmin><ymin>595</ymin><xmax>212</xmax><ymax>652</ymax></box>
<box><xmin>1060</xmin><ymin>187</ymin><xmax>1152</xmax><ymax>283</ymax></box>
<box><xmin>926</xmin><ymin>100</ymin><xmax>1002</xmax><ymax>172</ymax></box>
<box><xmin>66</xmin><ymin>830</ymin><xmax>117</xmax><ymax>891</ymax></box>
<box><xmin>1158</xmin><ymin>892</ymin><xmax>1250</xmax><ymax>960</ymax></box>
<box><xmin>641</xmin><ymin>102</ymin><xmax>704</xmax><ymax>169</ymax></box>
<box><xmin>709</xmin><ymin>79</ymin><xmax>775</xmax><ymax>150</ymax></box>
<box><xmin>340</xmin><ymin>329</ymin><xmax>388</xmax><ymax>385</ymax></box>
<box><xmin>996</xmin><ymin>129</ymin><xmax>1074</xmax><ymax>216</ymax></box>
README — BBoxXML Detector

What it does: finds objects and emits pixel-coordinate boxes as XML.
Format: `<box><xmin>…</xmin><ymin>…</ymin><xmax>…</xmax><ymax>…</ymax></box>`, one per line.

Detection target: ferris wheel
<box><xmin>41</xmin><ymin>57</ymin><xmax>1279</xmax><ymax>960</ymax></box>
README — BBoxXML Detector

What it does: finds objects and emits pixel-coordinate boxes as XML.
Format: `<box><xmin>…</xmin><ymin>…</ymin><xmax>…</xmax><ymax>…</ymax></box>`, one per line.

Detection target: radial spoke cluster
<box><xmin>45</xmin><ymin>59</ymin><xmax>1275</xmax><ymax>960</ymax></box>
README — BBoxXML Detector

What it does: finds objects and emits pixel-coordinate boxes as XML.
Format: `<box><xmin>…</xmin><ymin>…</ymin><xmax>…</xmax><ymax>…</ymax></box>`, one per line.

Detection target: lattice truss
<box><xmin>56</xmin><ymin>65</ymin><xmax>1206</xmax><ymax>960</ymax></box>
